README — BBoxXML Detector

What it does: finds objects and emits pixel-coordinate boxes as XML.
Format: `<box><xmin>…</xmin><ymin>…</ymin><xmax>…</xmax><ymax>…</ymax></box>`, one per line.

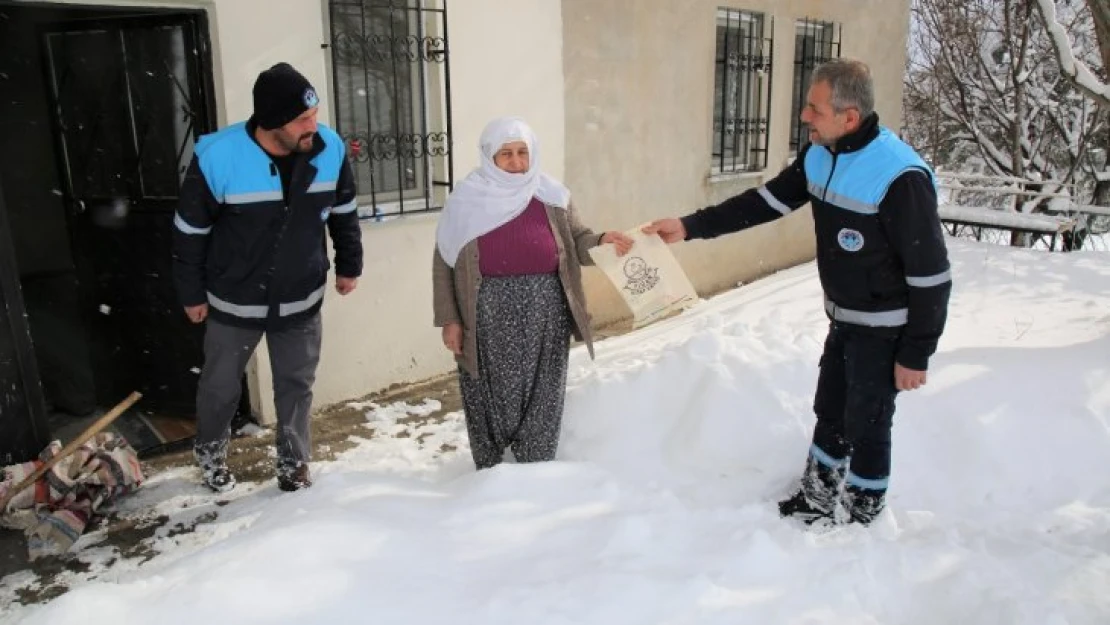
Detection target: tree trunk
<box><xmin>1009</xmin><ymin>0</ymin><xmax>1031</xmax><ymax>247</ymax></box>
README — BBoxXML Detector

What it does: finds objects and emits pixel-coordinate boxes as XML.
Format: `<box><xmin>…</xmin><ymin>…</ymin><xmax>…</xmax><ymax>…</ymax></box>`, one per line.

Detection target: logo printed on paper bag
<box><xmin>622</xmin><ymin>256</ymin><xmax>660</xmax><ymax>296</ymax></box>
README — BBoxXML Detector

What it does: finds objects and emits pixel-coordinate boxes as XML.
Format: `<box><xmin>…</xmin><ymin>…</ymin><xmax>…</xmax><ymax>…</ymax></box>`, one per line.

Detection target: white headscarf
<box><xmin>435</xmin><ymin>117</ymin><xmax>571</xmax><ymax>267</ymax></box>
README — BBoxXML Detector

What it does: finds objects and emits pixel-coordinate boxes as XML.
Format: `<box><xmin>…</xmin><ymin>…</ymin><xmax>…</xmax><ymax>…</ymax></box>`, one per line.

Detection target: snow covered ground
<box><xmin>3</xmin><ymin>238</ymin><xmax>1109</xmax><ymax>624</ymax></box>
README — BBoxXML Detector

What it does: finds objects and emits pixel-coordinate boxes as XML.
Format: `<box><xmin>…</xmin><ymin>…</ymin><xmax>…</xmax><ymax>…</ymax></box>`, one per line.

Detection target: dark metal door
<box><xmin>0</xmin><ymin>181</ymin><xmax>51</xmax><ymax>465</ymax></box>
<box><xmin>41</xmin><ymin>13</ymin><xmax>215</xmax><ymax>414</ymax></box>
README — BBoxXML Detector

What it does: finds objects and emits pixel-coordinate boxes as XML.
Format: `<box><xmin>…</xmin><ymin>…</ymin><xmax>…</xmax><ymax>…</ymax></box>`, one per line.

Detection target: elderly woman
<box><xmin>433</xmin><ymin>117</ymin><xmax>632</xmax><ymax>470</ymax></box>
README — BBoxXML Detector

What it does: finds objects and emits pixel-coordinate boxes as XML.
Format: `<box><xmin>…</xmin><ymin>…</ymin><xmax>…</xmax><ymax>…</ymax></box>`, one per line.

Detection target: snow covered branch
<box><xmin>905</xmin><ymin>0</ymin><xmax>1106</xmax><ymax>196</ymax></box>
<box><xmin>1035</xmin><ymin>0</ymin><xmax>1110</xmax><ymax>106</ymax></box>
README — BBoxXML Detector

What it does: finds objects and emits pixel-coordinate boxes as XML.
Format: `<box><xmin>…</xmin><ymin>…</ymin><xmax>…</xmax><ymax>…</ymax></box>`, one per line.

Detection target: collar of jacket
<box><xmin>829</xmin><ymin>112</ymin><xmax>881</xmax><ymax>154</ymax></box>
<box><xmin>245</xmin><ymin>115</ymin><xmax>326</xmax><ymax>161</ymax></box>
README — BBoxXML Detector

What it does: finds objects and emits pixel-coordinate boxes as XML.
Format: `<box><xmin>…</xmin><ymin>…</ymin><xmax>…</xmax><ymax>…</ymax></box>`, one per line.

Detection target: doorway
<box><xmin>0</xmin><ymin>2</ymin><xmax>240</xmax><ymax>455</ymax></box>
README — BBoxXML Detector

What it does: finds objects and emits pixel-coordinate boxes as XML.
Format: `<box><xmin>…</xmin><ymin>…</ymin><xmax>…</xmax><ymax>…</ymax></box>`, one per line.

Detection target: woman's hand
<box><xmin>600</xmin><ymin>231</ymin><xmax>634</xmax><ymax>256</ymax></box>
<box><xmin>442</xmin><ymin>322</ymin><xmax>463</xmax><ymax>355</ymax></box>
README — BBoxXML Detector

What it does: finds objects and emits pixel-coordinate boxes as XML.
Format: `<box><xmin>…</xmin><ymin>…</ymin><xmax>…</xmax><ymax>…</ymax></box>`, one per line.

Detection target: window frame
<box><xmin>789</xmin><ymin>17</ymin><xmax>841</xmax><ymax>153</ymax></box>
<box><xmin>323</xmin><ymin>0</ymin><xmax>454</xmax><ymax>219</ymax></box>
<box><xmin>711</xmin><ymin>7</ymin><xmax>775</xmax><ymax>174</ymax></box>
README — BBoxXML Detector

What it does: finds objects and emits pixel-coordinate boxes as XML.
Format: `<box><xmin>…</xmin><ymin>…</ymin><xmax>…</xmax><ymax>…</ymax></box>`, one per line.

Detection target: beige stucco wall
<box><xmin>562</xmin><ymin>0</ymin><xmax>912</xmax><ymax>327</ymax></box>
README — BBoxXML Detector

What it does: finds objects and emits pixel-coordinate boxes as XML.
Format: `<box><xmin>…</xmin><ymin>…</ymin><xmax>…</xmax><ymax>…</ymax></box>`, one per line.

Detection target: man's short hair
<box><xmin>811</xmin><ymin>58</ymin><xmax>874</xmax><ymax>118</ymax></box>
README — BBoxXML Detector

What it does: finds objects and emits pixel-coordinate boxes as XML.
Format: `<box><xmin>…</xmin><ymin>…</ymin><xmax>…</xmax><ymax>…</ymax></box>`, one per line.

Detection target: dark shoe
<box><xmin>196</xmin><ymin>440</ymin><xmax>235</xmax><ymax>493</ymax></box>
<box><xmin>778</xmin><ymin>490</ymin><xmax>833</xmax><ymax>524</ymax></box>
<box><xmin>202</xmin><ymin>465</ymin><xmax>236</xmax><ymax>493</ymax></box>
<box><xmin>844</xmin><ymin>485</ymin><xmax>886</xmax><ymax>525</ymax></box>
<box><xmin>277</xmin><ymin>463</ymin><xmax>312</xmax><ymax>492</ymax></box>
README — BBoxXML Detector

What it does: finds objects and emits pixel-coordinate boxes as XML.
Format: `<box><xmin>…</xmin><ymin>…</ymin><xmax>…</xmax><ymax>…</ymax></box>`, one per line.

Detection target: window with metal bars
<box><xmin>789</xmin><ymin>17</ymin><xmax>841</xmax><ymax>152</ymax></box>
<box><xmin>712</xmin><ymin>8</ymin><xmax>773</xmax><ymax>173</ymax></box>
<box><xmin>326</xmin><ymin>0</ymin><xmax>453</xmax><ymax>218</ymax></box>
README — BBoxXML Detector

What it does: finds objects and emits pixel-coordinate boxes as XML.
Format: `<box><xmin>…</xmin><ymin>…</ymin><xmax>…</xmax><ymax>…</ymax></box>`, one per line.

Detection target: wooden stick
<box><xmin>1</xmin><ymin>390</ymin><xmax>142</xmax><ymax>512</ymax></box>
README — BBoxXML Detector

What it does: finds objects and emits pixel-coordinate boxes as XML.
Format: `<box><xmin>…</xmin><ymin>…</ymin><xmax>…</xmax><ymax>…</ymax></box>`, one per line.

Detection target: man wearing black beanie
<box><xmin>252</xmin><ymin>62</ymin><xmax>321</xmax><ymax>153</ymax></box>
<box><xmin>172</xmin><ymin>62</ymin><xmax>363</xmax><ymax>494</ymax></box>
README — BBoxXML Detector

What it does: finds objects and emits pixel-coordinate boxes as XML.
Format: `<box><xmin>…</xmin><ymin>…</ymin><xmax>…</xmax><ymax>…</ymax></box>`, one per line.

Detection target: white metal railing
<box><xmin>933</xmin><ymin>172</ymin><xmax>1109</xmax><ymax>251</ymax></box>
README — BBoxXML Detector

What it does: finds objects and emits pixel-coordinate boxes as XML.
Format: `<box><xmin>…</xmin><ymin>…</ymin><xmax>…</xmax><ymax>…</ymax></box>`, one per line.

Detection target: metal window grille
<box><xmin>327</xmin><ymin>0</ymin><xmax>453</xmax><ymax>218</ymax></box>
<box><xmin>789</xmin><ymin>18</ymin><xmax>841</xmax><ymax>152</ymax></box>
<box><xmin>712</xmin><ymin>8</ymin><xmax>773</xmax><ymax>173</ymax></box>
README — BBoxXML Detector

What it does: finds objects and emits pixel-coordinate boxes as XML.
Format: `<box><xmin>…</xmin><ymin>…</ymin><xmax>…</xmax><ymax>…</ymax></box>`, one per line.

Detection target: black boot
<box><xmin>277</xmin><ymin>460</ymin><xmax>312</xmax><ymax>492</ymax></box>
<box><xmin>779</xmin><ymin>454</ymin><xmax>845</xmax><ymax>523</ymax></box>
<box><xmin>195</xmin><ymin>440</ymin><xmax>236</xmax><ymax>493</ymax></box>
<box><xmin>201</xmin><ymin>465</ymin><xmax>236</xmax><ymax>493</ymax></box>
<box><xmin>778</xmin><ymin>490</ymin><xmax>832</xmax><ymax>524</ymax></box>
<box><xmin>802</xmin><ymin>455</ymin><xmax>846</xmax><ymax>511</ymax></box>
<box><xmin>844</xmin><ymin>484</ymin><xmax>886</xmax><ymax>525</ymax></box>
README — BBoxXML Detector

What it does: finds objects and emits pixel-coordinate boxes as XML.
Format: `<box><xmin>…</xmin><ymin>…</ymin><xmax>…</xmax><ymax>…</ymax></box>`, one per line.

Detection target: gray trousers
<box><xmin>194</xmin><ymin>313</ymin><xmax>321</xmax><ymax>472</ymax></box>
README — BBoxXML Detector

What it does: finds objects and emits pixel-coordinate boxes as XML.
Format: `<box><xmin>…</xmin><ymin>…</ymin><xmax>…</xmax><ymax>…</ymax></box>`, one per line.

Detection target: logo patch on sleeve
<box><xmin>837</xmin><ymin>228</ymin><xmax>864</xmax><ymax>252</ymax></box>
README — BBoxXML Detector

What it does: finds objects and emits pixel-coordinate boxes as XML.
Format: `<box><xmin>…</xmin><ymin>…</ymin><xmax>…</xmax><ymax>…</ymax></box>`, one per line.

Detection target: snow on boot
<box><xmin>778</xmin><ymin>489</ymin><xmax>833</xmax><ymax>524</ymax></box>
<box><xmin>277</xmin><ymin>461</ymin><xmax>312</xmax><ymax>492</ymax></box>
<box><xmin>202</xmin><ymin>465</ymin><xmax>236</xmax><ymax>493</ymax></box>
<box><xmin>800</xmin><ymin>453</ymin><xmax>846</xmax><ymax>512</ymax></box>
<box><xmin>195</xmin><ymin>440</ymin><xmax>236</xmax><ymax>493</ymax></box>
<box><xmin>844</xmin><ymin>484</ymin><xmax>887</xmax><ymax>526</ymax></box>
<box><xmin>779</xmin><ymin>453</ymin><xmax>847</xmax><ymax>524</ymax></box>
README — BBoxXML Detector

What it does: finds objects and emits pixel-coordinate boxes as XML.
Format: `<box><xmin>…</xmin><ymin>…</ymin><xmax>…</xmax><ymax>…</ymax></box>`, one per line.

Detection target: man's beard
<box><xmin>808</xmin><ymin>127</ymin><xmax>833</xmax><ymax>147</ymax></box>
<box><xmin>279</xmin><ymin>131</ymin><xmax>314</xmax><ymax>153</ymax></box>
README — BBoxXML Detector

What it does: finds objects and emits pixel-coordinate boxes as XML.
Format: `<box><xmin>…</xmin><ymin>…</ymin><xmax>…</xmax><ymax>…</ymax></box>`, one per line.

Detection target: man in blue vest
<box><xmin>172</xmin><ymin>63</ymin><xmax>363</xmax><ymax>493</ymax></box>
<box><xmin>645</xmin><ymin>58</ymin><xmax>951</xmax><ymax>525</ymax></box>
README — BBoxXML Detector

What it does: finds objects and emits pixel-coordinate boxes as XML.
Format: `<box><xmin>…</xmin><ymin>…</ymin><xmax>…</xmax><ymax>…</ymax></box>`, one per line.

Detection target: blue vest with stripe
<box><xmin>185</xmin><ymin>122</ymin><xmax>350</xmax><ymax>328</ymax></box>
<box><xmin>195</xmin><ymin>121</ymin><xmax>346</xmax><ymax>205</ymax></box>
<box><xmin>803</xmin><ymin>127</ymin><xmax>933</xmax><ymax>214</ymax></box>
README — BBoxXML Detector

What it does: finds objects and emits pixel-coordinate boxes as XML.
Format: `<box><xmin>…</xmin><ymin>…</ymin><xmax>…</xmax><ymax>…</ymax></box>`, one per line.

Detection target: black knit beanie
<box><xmin>252</xmin><ymin>63</ymin><xmax>319</xmax><ymax>130</ymax></box>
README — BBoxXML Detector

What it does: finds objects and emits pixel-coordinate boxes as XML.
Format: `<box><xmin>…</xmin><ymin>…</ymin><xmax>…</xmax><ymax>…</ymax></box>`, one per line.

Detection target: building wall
<box><xmin>562</xmin><ymin>0</ymin><xmax>912</xmax><ymax>326</ymax></box>
<box><xmin>27</xmin><ymin>0</ymin><xmax>911</xmax><ymax>422</ymax></box>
